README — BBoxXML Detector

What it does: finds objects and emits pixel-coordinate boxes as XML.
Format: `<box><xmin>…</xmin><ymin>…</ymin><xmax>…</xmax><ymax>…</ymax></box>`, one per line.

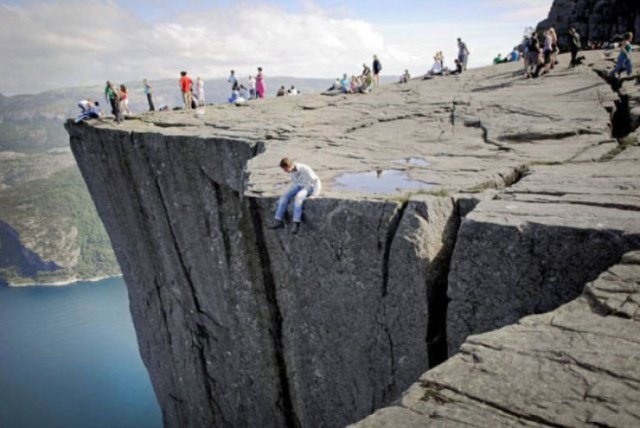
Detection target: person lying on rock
<box><xmin>268</xmin><ymin>157</ymin><xmax>322</xmax><ymax>235</ymax></box>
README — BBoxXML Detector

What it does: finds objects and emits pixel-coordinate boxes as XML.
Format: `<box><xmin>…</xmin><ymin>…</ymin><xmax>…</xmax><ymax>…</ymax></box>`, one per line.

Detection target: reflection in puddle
<box><xmin>333</xmin><ymin>169</ymin><xmax>435</xmax><ymax>193</ymax></box>
<box><xmin>395</xmin><ymin>157</ymin><xmax>430</xmax><ymax>167</ymax></box>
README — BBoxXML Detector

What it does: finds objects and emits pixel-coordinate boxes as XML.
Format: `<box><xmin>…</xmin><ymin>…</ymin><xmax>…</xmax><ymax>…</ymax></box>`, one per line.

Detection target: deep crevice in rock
<box><xmin>248</xmin><ymin>198</ymin><xmax>301</xmax><ymax>428</ymax></box>
<box><xmin>426</xmin><ymin>199</ymin><xmax>462</xmax><ymax>368</ymax></box>
<box><xmin>382</xmin><ymin>200</ymin><xmax>409</xmax><ymax>297</ymax></box>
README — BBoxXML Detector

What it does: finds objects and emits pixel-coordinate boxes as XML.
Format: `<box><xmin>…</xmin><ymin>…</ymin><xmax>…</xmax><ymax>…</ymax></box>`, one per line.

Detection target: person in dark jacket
<box><xmin>372</xmin><ymin>55</ymin><xmax>382</xmax><ymax>86</ymax></box>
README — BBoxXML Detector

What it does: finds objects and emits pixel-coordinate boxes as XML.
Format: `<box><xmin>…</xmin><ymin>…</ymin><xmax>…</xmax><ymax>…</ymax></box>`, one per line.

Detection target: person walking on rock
<box><xmin>268</xmin><ymin>157</ymin><xmax>321</xmax><ymax>235</ymax></box>
<box><xmin>143</xmin><ymin>79</ymin><xmax>155</xmax><ymax>111</ymax></box>
<box><xmin>609</xmin><ymin>32</ymin><xmax>634</xmax><ymax>78</ymax></box>
<box><xmin>179</xmin><ymin>71</ymin><xmax>193</xmax><ymax>109</ymax></box>
<box><xmin>372</xmin><ymin>55</ymin><xmax>382</xmax><ymax>86</ymax></box>
<box><xmin>568</xmin><ymin>28</ymin><xmax>581</xmax><ymax>68</ymax></box>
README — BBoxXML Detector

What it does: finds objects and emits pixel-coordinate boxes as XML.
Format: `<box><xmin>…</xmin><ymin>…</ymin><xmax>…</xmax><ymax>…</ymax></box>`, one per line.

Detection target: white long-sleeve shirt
<box><xmin>290</xmin><ymin>163</ymin><xmax>321</xmax><ymax>196</ymax></box>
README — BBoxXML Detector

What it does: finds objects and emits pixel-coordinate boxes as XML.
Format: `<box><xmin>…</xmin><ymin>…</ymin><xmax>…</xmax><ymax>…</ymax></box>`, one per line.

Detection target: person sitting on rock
<box><xmin>399</xmin><ymin>69</ymin><xmax>410</xmax><ymax>83</ymax></box>
<box><xmin>362</xmin><ymin>63</ymin><xmax>371</xmax><ymax>77</ymax></box>
<box><xmin>268</xmin><ymin>157</ymin><xmax>321</xmax><ymax>235</ymax></box>
<box><xmin>426</xmin><ymin>58</ymin><xmax>444</xmax><ymax>76</ymax></box>
<box><xmin>340</xmin><ymin>73</ymin><xmax>351</xmax><ymax>93</ymax></box>
<box><xmin>75</xmin><ymin>100</ymin><xmax>103</xmax><ymax>123</ymax></box>
<box><xmin>277</xmin><ymin>85</ymin><xmax>287</xmax><ymax>96</ymax></box>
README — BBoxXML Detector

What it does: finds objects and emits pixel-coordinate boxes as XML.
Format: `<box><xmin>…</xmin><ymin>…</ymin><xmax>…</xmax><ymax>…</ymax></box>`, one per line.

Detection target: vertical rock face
<box><xmin>538</xmin><ymin>0</ymin><xmax>640</xmax><ymax>45</ymax></box>
<box><xmin>66</xmin><ymin>124</ymin><xmax>458</xmax><ymax>427</ymax></box>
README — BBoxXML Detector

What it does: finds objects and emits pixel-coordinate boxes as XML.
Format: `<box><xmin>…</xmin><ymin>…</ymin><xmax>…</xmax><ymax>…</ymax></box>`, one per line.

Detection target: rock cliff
<box><xmin>352</xmin><ymin>250</ymin><xmax>640</xmax><ymax>427</ymax></box>
<box><xmin>66</xmin><ymin>50</ymin><xmax>640</xmax><ymax>427</ymax></box>
<box><xmin>538</xmin><ymin>0</ymin><xmax>640</xmax><ymax>45</ymax></box>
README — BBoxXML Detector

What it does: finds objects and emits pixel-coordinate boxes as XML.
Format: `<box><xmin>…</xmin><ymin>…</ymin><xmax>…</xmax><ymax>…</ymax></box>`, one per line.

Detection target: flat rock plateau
<box><xmin>66</xmin><ymin>50</ymin><xmax>640</xmax><ymax>427</ymax></box>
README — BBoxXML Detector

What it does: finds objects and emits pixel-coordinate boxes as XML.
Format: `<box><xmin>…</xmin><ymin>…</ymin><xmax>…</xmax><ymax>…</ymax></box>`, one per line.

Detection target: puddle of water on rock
<box><xmin>333</xmin><ymin>169</ymin><xmax>435</xmax><ymax>193</ymax></box>
<box><xmin>395</xmin><ymin>157</ymin><xmax>431</xmax><ymax>167</ymax></box>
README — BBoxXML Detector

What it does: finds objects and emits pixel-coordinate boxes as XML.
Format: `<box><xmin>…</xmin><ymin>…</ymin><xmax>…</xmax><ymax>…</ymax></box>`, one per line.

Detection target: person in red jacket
<box><xmin>179</xmin><ymin>71</ymin><xmax>193</xmax><ymax>110</ymax></box>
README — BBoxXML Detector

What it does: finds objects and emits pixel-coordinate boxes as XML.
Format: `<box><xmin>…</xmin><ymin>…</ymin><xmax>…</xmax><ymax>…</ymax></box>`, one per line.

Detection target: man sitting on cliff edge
<box><xmin>268</xmin><ymin>157</ymin><xmax>322</xmax><ymax>235</ymax></box>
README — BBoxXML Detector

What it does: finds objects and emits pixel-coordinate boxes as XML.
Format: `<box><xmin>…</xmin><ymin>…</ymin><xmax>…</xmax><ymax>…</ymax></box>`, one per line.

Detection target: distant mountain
<box><xmin>0</xmin><ymin>76</ymin><xmax>394</xmax><ymax>285</ymax></box>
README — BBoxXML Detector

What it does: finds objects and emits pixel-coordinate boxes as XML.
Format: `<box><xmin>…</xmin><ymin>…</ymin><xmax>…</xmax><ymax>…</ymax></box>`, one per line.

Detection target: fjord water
<box><xmin>0</xmin><ymin>277</ymin><xmax>162</xmax><ymax>428</ymax></box>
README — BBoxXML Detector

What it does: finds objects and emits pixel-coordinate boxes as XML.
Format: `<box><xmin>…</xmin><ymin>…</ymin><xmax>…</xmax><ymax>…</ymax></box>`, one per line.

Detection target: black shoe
<box><xmin>291</xmin><ymin>223</ymin><xmax>300</xmax><ymax>235</ymax></box>
<box><xmin>268</xmin><ymin>220</ymin><xmax>284</xmax><ymax>230</ymax></box>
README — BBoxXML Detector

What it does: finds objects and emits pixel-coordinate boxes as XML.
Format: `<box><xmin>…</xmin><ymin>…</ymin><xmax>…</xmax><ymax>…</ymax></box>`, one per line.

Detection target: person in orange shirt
<box><xmin>179</xmin><ymin>71</ymin><xmax>193</xmax><ymax>110</ymax></box>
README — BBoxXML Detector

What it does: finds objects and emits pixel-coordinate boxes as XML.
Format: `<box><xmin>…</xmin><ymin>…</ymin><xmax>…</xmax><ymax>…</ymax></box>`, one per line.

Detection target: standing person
<box><xmin>143</xmin><ymin>79</ymin><xmax>155</xmax><ymax>111</ymax></box>
<box><xmin>248</xmin><ymin>75</ymin><xmax>256</xmax><ymax>99</ymax></box>
<box><xmin>105</xmin><ymin>81</ymin><xmax>122</xmax><ymax>122</ymax></box>
<box><xmin>525</xmin><ymin>32</ymin><xmax>540</xmax><ymax>78</ymax></box>
<box><xmin>256</xmin><ymin>67</ymin><xmax>266</xmax><ymax>99</ymax></box>
<box><xmin>179</xmin><ymin>71</ymin><xmax>193</xmax><ymax>110</ymax></box>
<box><xmin>196</xmin><ymin>77</ymin><xmax>205</xmax><ymax>106</ymax></box>
<box><xmin>549</xmin><ymin>27</ymin><xmax>558</xmax><ymax>68</ymax></box>
<box><xmin>228</xmin><ymin>70</ymin><xmax>237</xmax><ymax>89</ymax></box>
<box><xmin>119</xmin><ymin>84</ymin><xmax>131</xmax><ymax>116</ymax></box>
<box><xmin>609</xmin><ymin>32</ymin><xmax>634</xmax><ymax>78</ymax></box>
<box><xmin>542</xmin><ymin>30</ymin><xmax>553</xmax><ymax>74</ymax></box>
<box><xmin>372</xmin><ymin>55</ymin><xmax>382</xmax><ymax>86</ymax></box>
<box><xmin>268</xmin><ymin>157</ymin><xmax>321</xmax><ymax>235</ymax></box>
<box><xmin>568</xmin><ymin>28</ymin><xmax>581</xmax><ymax>68</ymax></box>
<box><xmin>104</xmin><ymin>81</ymin><xmax>118</xmax><ymax>117</ymax></box>
<box><xmin>457</xmin><ymin>38</ymin><xmax>470</xmax><ymax>71</ymax></box>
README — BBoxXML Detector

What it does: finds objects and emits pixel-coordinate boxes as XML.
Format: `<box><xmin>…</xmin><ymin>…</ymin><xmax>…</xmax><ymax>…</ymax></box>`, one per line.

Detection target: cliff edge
<box><xmin>66</xmin><ymin>50</ymin><xmax>640</xmax><ymax>427</ymax></box>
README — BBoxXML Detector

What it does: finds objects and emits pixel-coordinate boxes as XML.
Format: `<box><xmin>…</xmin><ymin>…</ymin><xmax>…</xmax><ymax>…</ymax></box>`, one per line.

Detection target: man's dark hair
<box><xmin>180</xmin><ymin>71</ymin><xmax>187</xmax><ymax>76</ymax></box>
<box><xmin>280</xmin><ymin>157</ymin><xmax>293</xmax><ymax>168</ymax></box>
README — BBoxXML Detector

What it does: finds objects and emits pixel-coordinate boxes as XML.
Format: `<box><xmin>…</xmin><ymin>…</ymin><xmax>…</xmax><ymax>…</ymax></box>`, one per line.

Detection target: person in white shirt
<box><xmin>196</xmin><ymin>77</ymin><xmax>205</xmax><ymax>106</ymax></box>
<box><xmin>248</xmin><ymin>75</ymin><xmax>256</xmax><ymax>99</ymax></box>
<box><xmin>269</xmin><ymin>157</ymin><xmax>321</xmax><ymax>234</ymax></box>
<box><xmin>228</xmin><ymin>70</ymin><xmax>237</xmax><ymax>89</ymax></box>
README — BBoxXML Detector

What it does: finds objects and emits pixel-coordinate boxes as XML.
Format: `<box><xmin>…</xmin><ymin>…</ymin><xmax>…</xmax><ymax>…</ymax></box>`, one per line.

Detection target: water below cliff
<box><xmin>0</xmin><ymin>277</ymin><xmax>161</xmax><ymax>428</ymax></box>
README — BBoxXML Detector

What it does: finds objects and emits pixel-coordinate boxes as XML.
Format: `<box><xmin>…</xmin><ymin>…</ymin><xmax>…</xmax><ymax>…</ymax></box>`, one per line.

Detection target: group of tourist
<box><xmin>227</xmin><ymin>68</ymin><xmax>267</xmax><ymax>103</ymax></box>
<box><xmin>178</xmin><ymin>71</ymin><xmax>206</xmax><ymax>110</ymax></box>
<box><xmin>422</xmin><ymin>38</ymin><xmax>469</xmax><ymax>78</ymax></box>
<box><xmin>99</xmin><ymin>81</ymin><xmax>137</xmax><ymax>122</ymax></box>
<box><xmin>493</xmin><ymin>47</ymin><xmax>520</xmax><ymax>64</ymax></box>
<box><xmin>323</xmin><ymin>55</ymin><xmax>382</xmax><ymax>95</ymax></box>
<box><xmin>276</xmin><ymin>85</ymin><xmax>299</xmax><ymax>96</ymax></box>
<box><xmin>520</xmin><ymin>27</ymin><xmax>562</xmax><ymax>78</ymax></box>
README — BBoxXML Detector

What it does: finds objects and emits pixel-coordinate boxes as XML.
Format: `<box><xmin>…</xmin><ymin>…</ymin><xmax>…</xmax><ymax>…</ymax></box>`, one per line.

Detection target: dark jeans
<box><xmin>146</xmin><ymin>93</ymin><xmax>155</xmax><ymax>111</ymax></box>
<box><xmin>570</xmin><ymin>48</ymin><xmax>579</xmax><ymax>66</ymax></box>
<box><xmin>112</xmin><ymin>97</ymin><xmax>122</xmax><ymax>122</ymax></box>
<box><xmin>109</xmin><ymin>97</ymin><xmax>117</xmax><ymax>116</ymax></box>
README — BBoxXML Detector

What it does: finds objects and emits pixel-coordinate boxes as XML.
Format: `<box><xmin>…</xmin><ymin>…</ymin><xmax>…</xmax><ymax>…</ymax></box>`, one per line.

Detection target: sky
<box><xmin>0</xmin><ymin>0</ymin><xmax>554</xmax><ymax>95</ymax></box>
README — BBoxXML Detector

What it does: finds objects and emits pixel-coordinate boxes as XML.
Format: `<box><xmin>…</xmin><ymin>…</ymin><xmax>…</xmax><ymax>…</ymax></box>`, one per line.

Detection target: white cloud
<box><xmin>0</xmin><ymin>1</ymin><xmax>552</xmax><ymax>95</ymax></box>
<box><xmin>482</xmin><ymin>0</ymin><xmax>554</xmax><ymax>21</ymax></box>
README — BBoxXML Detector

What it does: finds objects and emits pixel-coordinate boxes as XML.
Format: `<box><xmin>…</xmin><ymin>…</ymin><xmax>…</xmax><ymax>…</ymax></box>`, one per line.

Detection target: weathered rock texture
<box><xmin>538</xmin><ymin>0</ymin><xmax>640</xmax><ymax>45</ymax></box>
<box><xmin>67</xmin><ymin>50</ymin><xmax>640</xmax><ymax>427</ymax></box>
<box><xmin>352</xmin><ymin>250</ymin><xmax>640</xmax><ymax>427</ymax></box>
